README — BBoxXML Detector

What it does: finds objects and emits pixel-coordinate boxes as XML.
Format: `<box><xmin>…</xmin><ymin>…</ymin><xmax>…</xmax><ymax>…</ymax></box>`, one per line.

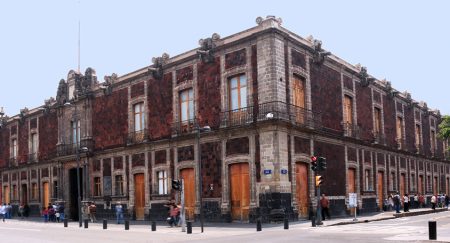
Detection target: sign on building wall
<box><xmin>349</xmin><ymin>193</ymin><xmax>357</xmax><ymax>208</ymax></box>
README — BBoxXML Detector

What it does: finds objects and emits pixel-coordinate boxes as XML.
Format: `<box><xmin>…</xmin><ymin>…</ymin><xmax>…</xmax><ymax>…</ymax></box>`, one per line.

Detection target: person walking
<box><xmin>320</xmin><ymin>194</ymin><xmax>331</xmax><ymax>220</ymax></box>
<box><xmin>403</xmin><ymin>194</ymin><xmax>409</xmax><ymax>212</ymax></box>
<box><xmin>6</xmin><ymin>203</ymin><xmax>12</xmax><ymax>219</ymax></box>
<box><xmin>42</xmin><ymin>207</ymin><xmax>49</xmax><ymax>223</ymax></box>
<box><xmin>393</xmin><ymin>192</ymin><xmax>401</xmax><ymax>213</ymax></box>
<box><xmin>19</xmin><ymin>204</ymin><xmax>24</xmax><ymax>219</ymax></box>
<box><xmin>431</xmin><ymin>195</ymin><xmax>437</xmax><ymax>210</ymax></box>
<box><xmin>413</xmin><ymin>194</ymin><xmax>419</xmax><ymax>209</ymax></box>
<box><xmin>115</xmin><ymin>202</ymin><xmax>124</xmax><ymax>224</ymax></box>
<box><xmin>167</xmin><ymin>204</ymin><xmax>180</xmax><ymax>227</ymax></box>
<box><xmin>88</xmin><ymin>203</ymin><xmax>96</xmax><ymax>223</ymax></box>
<box><xmin>419</xmin><ymin>194</ymin><xmax>425</xmax><ymax>208</ymax></box>
<box><xmin>0</xmin><ymin>203</ymin><xmax>6</xmax><ymax>222</ymax></box>
<box><xmin>58</xmin><ymin>203</ymin><xmax>65</xmax><ymax>221</ymax></box>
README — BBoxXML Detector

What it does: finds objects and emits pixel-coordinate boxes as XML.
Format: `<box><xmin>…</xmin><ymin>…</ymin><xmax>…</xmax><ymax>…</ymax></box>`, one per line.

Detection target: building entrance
<box><xmin>69</xmin><ymin>168</ymin><xmax>83</xmax><ymax>221</ymax></box>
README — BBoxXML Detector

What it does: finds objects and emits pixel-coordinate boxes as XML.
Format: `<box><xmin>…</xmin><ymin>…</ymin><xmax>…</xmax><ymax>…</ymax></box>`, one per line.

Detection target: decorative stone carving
<box><xmin>56</xmin><ymin>79</ymin><xmax>68</xmax><ymax>105</ymax></box>
<box><xmin>198</xmin><ymin>33</ymin><xmax>220</xmax><ymax>63</ymax></box>
<box><xmin>18</xmin><ymin>107</ymin><xmax>28</xmax><ymax>123</ymax></box>
<box><xmin>148</xmin><ymin>53</ymin><xmax>169</xmax><ymax>80</ymax></box>
<box><xmin>383</xmin><ymin>80</ymin><xmax>398</xmax><ymax>98</ymax></box>
<box><xmin>255</xmin><ymin>15</ymin><xmax>282</xmax><ymax>26</ymax></box>
<box><xmin>312</xmin><ymin>39</ymin><xmax>331</xmax><ymax>65</ymax></box>
<box><xmin>72</xmin><ymin>67</ymin><xmax>97</xmax><ymax>99</ymax></box>
<box><xmin>358</xmin><ymin>66</ymin><xmax>375</xmax><ymax>87</ymax></box>
<box><xmin>102</xmin><ymin>73</ymin><xmax>118</xmax><ymax>95</ymax></box>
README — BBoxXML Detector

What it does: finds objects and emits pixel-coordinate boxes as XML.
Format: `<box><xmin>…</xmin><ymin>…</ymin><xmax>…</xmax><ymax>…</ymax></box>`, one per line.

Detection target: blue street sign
<box><xmin>263</xmin><ymin>169</ymin><xmax>272</xmax><ymax>175</ymax></box>
<box><xmin>281</xmin><ymin>169</ymin><xmax>288</xmax><ymax>174</ymax></box>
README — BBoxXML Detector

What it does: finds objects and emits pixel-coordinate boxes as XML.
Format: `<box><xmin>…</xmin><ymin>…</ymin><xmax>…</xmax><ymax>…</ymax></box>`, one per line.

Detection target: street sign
<box><xmin>349</xmin><ymin>193</ymin><xmax>357</xmax><ymax>208</ymax></box>
<box><xmin>281</xmin><ymin>169</ymin><xmax>288</xmax><ymax>174</ymax></box>
<box><xmin>263</xmin><ymin>169</ymin><xmax>272</xmax><ymax>175</ymax></box>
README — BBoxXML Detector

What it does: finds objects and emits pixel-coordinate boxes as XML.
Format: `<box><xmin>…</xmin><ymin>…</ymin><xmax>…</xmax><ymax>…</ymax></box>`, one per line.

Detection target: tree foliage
<box><xmin>438</xmin><ymin>115</ymin><xmax>450</xmax><ymax>140</ymax></box>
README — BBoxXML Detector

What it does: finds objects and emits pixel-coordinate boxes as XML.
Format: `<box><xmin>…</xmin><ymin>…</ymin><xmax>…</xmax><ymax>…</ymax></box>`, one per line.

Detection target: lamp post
<box><xmin>196</xmin><ymin>122</ymin><xmax>211</xmax><ymax>233</ymax></box>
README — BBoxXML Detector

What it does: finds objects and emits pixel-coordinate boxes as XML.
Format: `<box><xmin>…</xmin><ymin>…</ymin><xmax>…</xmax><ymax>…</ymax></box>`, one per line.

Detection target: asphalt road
<box><xmin>1</xmin><ymin>212</ymin><xmax>449</xmax><ymax>243</ymax></box>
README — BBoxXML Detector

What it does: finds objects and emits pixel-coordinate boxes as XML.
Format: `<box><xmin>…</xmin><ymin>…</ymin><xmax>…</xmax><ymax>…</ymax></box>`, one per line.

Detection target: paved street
<box><xmin>1</xmin><ymin>210</ymin><xmax>449</xmax><ymax>243</ymax></box>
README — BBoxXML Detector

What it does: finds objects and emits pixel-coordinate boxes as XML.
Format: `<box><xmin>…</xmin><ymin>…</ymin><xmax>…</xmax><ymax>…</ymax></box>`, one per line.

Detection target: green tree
<box><xmin>438</xmin><ymin>115</ymin><xmax>450</xmax><ymax>154</ymax></box>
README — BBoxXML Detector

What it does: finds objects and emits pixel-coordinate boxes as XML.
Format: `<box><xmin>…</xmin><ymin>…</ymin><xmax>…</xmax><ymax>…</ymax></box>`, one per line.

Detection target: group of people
<box><xmin>384</xmin><ymin>193</ymin><xmax>450</xmax><ymax>213</ymax></box>
<box><xmin>42</xmin><ymin>202</ymin><xmax>65</xmax><ymax>222</ymax></box>
<box><xmin>0</xmin><ymin>203</ymin><xmax>13</xmax><ymax>221</ymax></box>
<box><xmin>430</xmin><ymin>194</ymin><xmax>449</xmax><ymax>210</ymax></box>
<box><xmin>165</xmin><ymin>201</ymin><xmax>181</xmax><ymax>227</ymax></box>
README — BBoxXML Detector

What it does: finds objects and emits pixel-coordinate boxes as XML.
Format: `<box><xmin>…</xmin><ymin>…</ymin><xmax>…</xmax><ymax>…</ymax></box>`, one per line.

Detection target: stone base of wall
<box><xmin>257</xmin><ymin>192</ymin><xmax>295</xmax><ymax>223</ymax></box>
<box><xmin>360</xmin><ymin>198</ymin><xmax>378</xmax><ymax>214</ymax></box>
<box><xmin>149</xmin><ymin>203</ymin><xmax>169</xmax><ymax>221</ymax></box>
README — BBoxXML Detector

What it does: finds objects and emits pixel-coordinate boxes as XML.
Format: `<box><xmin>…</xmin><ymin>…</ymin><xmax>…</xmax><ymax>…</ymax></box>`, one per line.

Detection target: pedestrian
<box><xmin>0</xmin><ymin>203</ymin><xmax>6</xmax><ymax>222</ymax></box>
<box><xmin>58</xmin><ymin>203</ymin><xmax>65</xmax><ymax>221</ymax></box>
<box><xmin>431</xmin><ymin>195</ymin><xmax>437</xmax><ymax>210</ymax></box>
<box><xmin>388</xmin><ymin>194</ymin><xmax>394</xmax><ymax>211</ymax></box>
<box><xmin>19</xmin><ymin>204</ymin><xmax>24</xmax><ymax>219</ymax></box>
<box><xmin>403</xmin><ymin>194</ymin><xmax>409</xmax><ymax>212</ymax></box>
<box><xmin>42</xmin><ymin>207</ymin><xmax>49</xmax><ymax>222</ymax></box>
<box><xmin>393</xmin><ymin>192</ymin><xmax>401</xmax><ymax>213</ymax></box>
<box><xmin>413</xmin><ymin>194</ymin><xmax>419</xmax><ymax>209</ymax></box>
<box><xmin>445</xmin><ymin>194</ymin><xmax>449</xmax><ymax>208</ymax></box>
<box><xmin>167</xmin><ymin>204</ymin><xmax>180</xmax><ymax>227</ymax></box>
<box><xmin>115</xmin><ymin>202</ymin><xmax>124</xmax><ymax>224</ymax></box>
<box><xmin>6</xmin><ymin>203</ymin><xmax>12</xmax><ymax>219</ymax></box>
<box><xmin>88</xmin><ymin>203</ymin><xmax>96</xmax><ymax>223</ymax></box>
<box><xmin>419</xmin><ymin>194</ymin><xmax>425</xmax><ymax>208</ymax></box>
<box><xmin>48</xmin><ymin>205</ymin><xmax>55</xmax><ymax>222</ymax></box>
<box><xmin>320</xmin><ymin>194</ymin><xmax>331</xmax><ymax>220</ymax></box>
<box><xmin>23</xmin><ymin>204</ymin><xmax>30</xmax><ymax>218</ymax></box>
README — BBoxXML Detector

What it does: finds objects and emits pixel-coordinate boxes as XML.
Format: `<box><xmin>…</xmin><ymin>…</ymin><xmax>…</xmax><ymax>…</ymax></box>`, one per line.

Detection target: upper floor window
<box><xmin>158</xmin><ymin>170</ymin><xmax>168</xmax><ymax>195</ymax></box>
<box><xmin>31</xmin><ymin>183</ymin><xmax>38</xmax><ymax>200</ymax></box>
<box><xmin>431</xmin><ymin>130</ymin><xmax>437</xmax><ymax>154</ymax></box>
<box><xmin>229</xmin><ymin>74</ymin><xmax>247</xmax><ymax>110</ymax></box>
<box><xmin>373</xmin><ymin>107</ymin><xmax>382</xmax><ymax>134</ymax></box>
<box><xmin>390</xmin><ymin>172</ymin><xmax>396</xmax><ymax>191</ymax></box>
<box><xmin>71</xmin><ymin>120</ymin><xmax>80</xmax><ymax>145</ymax></box>
<box><xmin>415</xmin><ymin>124</ymin><xmax>422</xmax><ymax>149</ymax></box>
<box><xmin>94</xmin><ymin>177</ymin><xmax>101</xmax><ymax>197</ymax></box>
<box><xmin>364</xmin><ymin>169</ymin><xmax>372</xmax><ymax>191</ymax></box>
<box><xmin>115</xmin><ymin>175</ymin><xmax>124</xmax><ymax>196</ymax></box>
<box><xmin>12</xmin><ymin>138</ymin><xmax>18</xmax><ymax>159</ymax></box>
<box><xmin>180</xmin><ymin>89</ymin><xmax>194</xmax><ymax>122</ymax></box>
<box><xmin>12</xmin><ymin>185</ymin><xmax>17</xmax><ymax>200</ymax></box>
<box><xmin>396</xmin><ymin>116</ymin><xmax>404</xmax><ymax>147</ymax></box>
<box><xmin>134</xmin><ymin>102</ymin><xmax>145</xmax><ymax>132</ymax></box>
<box><xmin>293</xmin><ymin>75</ymin><xmax>305</xmax><ymax>109</ymax></box>
<box><xmin>31</xmin><ymin>133</ymin><xmax>38</xmax><ymax>154</ymax></box>
<box><xmin>343</xmin><ymin>95</ymin><xmax>353</xmax><ymax>125</ymax></box>
<box><xmin>410</xmin><ymin>174</ymin><xmax>416</xmax><ymax>191</ymax></box>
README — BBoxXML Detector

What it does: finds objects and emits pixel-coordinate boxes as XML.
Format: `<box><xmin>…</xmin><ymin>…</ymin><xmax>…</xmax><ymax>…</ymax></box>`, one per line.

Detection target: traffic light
<box><xmin>317</xmin><ymin>157</ymin><xmax>327</xmax><ymax>171</ymax></box>
<box><xmin>172</xmin><ymin>179</ymin><xmax>182</xmax><ymax>191</ymax></box>
<box><xmin>311</xmin><ymin>156</ymin><xmax>318</xmax><ymax>171</ymax></box>
<box><xmin>315</xmin><ymin>175</ymin><xmax>324</xmax><ymax>187</ymax></box>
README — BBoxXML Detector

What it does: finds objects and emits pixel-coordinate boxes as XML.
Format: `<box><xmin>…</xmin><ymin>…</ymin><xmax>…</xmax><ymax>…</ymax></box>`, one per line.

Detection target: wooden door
<box><xmin>347</xmin><ymin>168</ymin><xmax>356</xmax><ymax>214</ymax></box>
<box><xmin>134</xmin><ymin>173</ymin><xmax>145</xmax><ymax>220</ymax></box>
<box><xmin>180</xmin><ymin>168</ymin><xmax>195</xmax><ymax>220</ymax></box>
<box><xmin>43</xmin><ymin>182</ymin><xmax>49</xmax><ymax>208</ymax></box>
<box><xmin>4</xmin><ymin>186</ymin><xmax>9</xmax><ymax>204</ymax></box>
<box><xmin>21</xmin><ymin>184</ymin><xmax>28</xmax><ymax>204</ymax></box>
<box><xmin>377</xmin><ymin>172</ymin><xmax>384</xmax><ymax>210</ymax></box>
<box><xmin>295</xmin><ymin>163</ymin><xmax>309</xmax><ymax>218</ymax></box>
<box><xmin>400</xmin><ymin>174</ymin><xmax>405</xmax><ymax>198</ymax></box>
<box><xmin>293</xmin><ymin>76</ymin><xmax>306</xmax><ymax>124</ymax></box>
<box><xmin>230</xmin><ymin>163</ymin><xmax>250</xmax><ymax>221</ymax></box>
<box><xmin>433</xmin><ymin>177</ymin><xmax>437</xmax><ymax>195</ymax></box>
<box><xmin>418</xmin><ymin>175</ymin><xmax>424</xmax><ymax>194</ymax></box>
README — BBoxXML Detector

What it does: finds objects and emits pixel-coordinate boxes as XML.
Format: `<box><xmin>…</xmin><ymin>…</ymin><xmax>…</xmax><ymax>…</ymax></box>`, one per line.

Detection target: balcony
<box><xmin>56</xmin><ymin>139</ymin><xmax>94</xmax><ymax>157</ymax></box>
<box><xmin>220</xmin><ymin>101</ymin><xmax>321</xmax><ymax>129</ymax></box>
<box><xmin>172</xmin><ymin>119</ymin><xmax>197</xmax><ymax>136</ymax></box>
<box><xmin>28</xmin><ymin>153</ymin><xmax>38</xmax><ymax>163</ymax></box>
<box><xmin>342</xmin><ymin>122</ymin><xmax>361</xmax><ymax>139</ymax></box>
<box><xmin>127</xmin><ymin>129</ymin><xmax>149</xmax><ymax>145</ymax></box>
<box><xmin>372</xmin><ymin>131</ymin><xmax>386</xmax><ymax>145</ymax></box>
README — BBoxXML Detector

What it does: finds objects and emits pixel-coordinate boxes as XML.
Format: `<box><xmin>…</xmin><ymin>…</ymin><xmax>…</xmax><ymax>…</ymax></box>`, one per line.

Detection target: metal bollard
<box><xmin>64</xmin><ymin>218</ymin><xmax>68</xmax><ymax>227</ymax></box>
<box><xmin>151</xmin><ymin>221</ymin><xmax>156</xmax><ymax>231</ymax></box>
<box><xmin>187</xmin><ymin>221</ymin><xmax>192</xmax><ymax>234</ymax></box>
<box><xmin>84</xmin><ymin>219</ymin><xmax>89</xmax><ymax>229</ymax></box>
<box><xmin>256</xmin><ymin>219</ymin><xmax>262</xmax><ymax>232</ymax></box>
<box><xmin>103</xmin><ymin>219</ymin><xmax>107</xmax><ymax>229</ymax></box>
<box><xmin>429</xmin><ymin>221</ymin><xmax>437</xmax><ymax>240</ymax></box>
<box><xmin>311</xmin><ymin>216</ymin><xmax>316</xmax><ymax>227</ymax></box>
<box><xmin>284</xmin><ymin>217</ymin><xmax>289</xmax><ymax>230</ymax></box>
<box><xmin>125</xmin><ymin>220</ymin><xmax>129</xmax><ymax>230</ymax></box>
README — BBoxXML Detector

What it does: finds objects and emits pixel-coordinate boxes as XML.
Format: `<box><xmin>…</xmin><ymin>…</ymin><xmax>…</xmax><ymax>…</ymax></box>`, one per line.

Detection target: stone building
<box><xmin>0</xmin><ymin>16</ymin><xmax>449</xmax><ymax>222</ymax></box>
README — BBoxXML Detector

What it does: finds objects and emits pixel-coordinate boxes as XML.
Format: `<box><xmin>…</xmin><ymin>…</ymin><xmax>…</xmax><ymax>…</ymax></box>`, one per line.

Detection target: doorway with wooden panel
<box><xmin>418</xmin><ymin>175</ymin><xmax>424</xmax><ymax>195</ymax></box>
<box><xmin>293</xmin><ymin>75</ymin><xmax>306</xmax><ymax>124</ymax></box>
<box><xmin>4</xmin><ymin>186</ymin><xmax>10</xmax><ymax>204</ymax></box>
<box><xmin>400</xmin><ymin>173</ymin><xmax>406</xmax><ymax>199</ymax></box>
<box><xmin>230</xmin><ymin>163</ymin><xmax>250</xmax><ymax>221</ymax></box>
<box><xmin>21</xmin><ymin>184</ymin><xmax>28</xmax><ymax>205</ymax></box>
<box><xmin>134</xmin><ymin>173</ymin><xmax>145</xmax><ymax>220</ymax></box>
<box><xmin>377</xmin><ymin>171</ymin><xmax>384</xmax><ymax>210</ymax></box>
<box><xmin>295</xmin><ymin>162</ymin><xmax>309</xmax><ymax>218</ymax></box>
<box><xmin>43</xmin><ymin>182</ymin><xmax>49</xmax><ymax>208</ymax></box>
<box><xmin>180</xmin><ymin>168</ymin><xmax>195</xmax><ymax>220</ymax></box>
<box><xmin>347</xmin><ymin>168</ymin><xmax>356</xmax><ymax>214</ymax></box>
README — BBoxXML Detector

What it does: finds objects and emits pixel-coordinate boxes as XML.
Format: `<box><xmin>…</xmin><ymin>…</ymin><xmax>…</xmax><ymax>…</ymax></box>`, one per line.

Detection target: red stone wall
<box><xmin>154</xmin><ymin>150</ymin><xmax>166</xmax><ymax>165</ymax></box>
<box><xmin>226</xmin><ymin>137</ymin><xmax>249</xmax><ymax>156</ymax></box>
<box><xmin>148</xmin><ymin>73</ymin><xmax>173</xmax><ymax>140</ymax></box>
<box><xmin>177</xmin><ymin>146</ymin><xmax>194</xmax><ymax>162</ymax></box>
<box><xmin>132</xmin><ymin>153</ymin><xmax>145</xmax><ymax>167</ymax></box>
<box><xmin>0</xmin><ymin>129</ymin><xmax>10</xmax><ymax>168</ymax></box>
<box><xmin>200</xmin><ymin>142</ymin><xmax>222</xmax><ymax>198</ymax></box>
<box><xmin>421</xmin><ymin>114</ymin><xmax>431</xmax><ymax>157</ymax></box>
<box><xmin>356</xmin><ymin>86</ymin><xmax>373</xmax><ymax>141</ymax></box>
<box><xmin>225</xmin><ymin>49</ymin><xmax>246</xmax><ymax>70</ymax></box>
<box><xmin>343</xmin><ymin>75</ymin><xmax>353</xmax><ymax>91</ymax></box>
<box><xmin>348</xmin><ymin>147</ymin><xmax>357</xmax><ymax>161</ymax></box>
<box><xmin>197</xmin><ymin>57</ymin><xmax>221</xmax><ymax>129</ymax></box>
<box><xmin>294</xmin><ymin>137</ymin><xmax>310</xmax><ymax>155</ymax></box>
<box><xmin>176</xmin><ymin>66</ymin><xmax>193</xmax><ymax>84</ymax></box>
<box><xmin>92</xmin><ymin>88</ymin><xmax>128</xmax><ymax>150</ymax></box>
<box><xmin>18</xmin><ymin>121</ymin><xmax>29</xmax><ymax>164</ymax></box>
<box><xmin>383</xmin><ymin>95</ymin><xmax>397</xmax><ymax>148</ymax></box>
<box><xmin>38</xmin><ymin>111</ymin><xmax>58</xmax><ymax>161</ymax></box>
<box><xmin>404</xmin><ymin>106</ymin><xmax>416</xmax><ymax>152</ymax></box>
<box><xmin>310</xmin><ymin>64</ymin><xmax>343</xmax><ymax>132</ymax></box>
<box><xmin>130</xmin><ymin>82</ymin><xmax>145</xmax><ymax>98</ymax></box>
<box><xmin>114</xmin><ymin>156</ymin><xmax>123</xmax><ymax>170</ymax></box>
<box><xmin>314</xmin><ymin>141</ymin><xmax>346</xmax><ymax>196</ymax></box>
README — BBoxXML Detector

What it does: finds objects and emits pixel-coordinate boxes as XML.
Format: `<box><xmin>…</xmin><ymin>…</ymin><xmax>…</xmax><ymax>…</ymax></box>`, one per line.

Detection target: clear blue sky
<box><xmin>1</xmin><ymin>0</ymin><xmax>449</xmax><ymax>116</ymax></box>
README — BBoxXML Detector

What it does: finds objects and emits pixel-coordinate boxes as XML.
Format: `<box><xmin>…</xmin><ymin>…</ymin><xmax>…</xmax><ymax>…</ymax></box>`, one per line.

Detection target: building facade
<box><xmin>0</xmin><ymin>16</ymin><xmax>449</xmax><ymax>222</ymax></box>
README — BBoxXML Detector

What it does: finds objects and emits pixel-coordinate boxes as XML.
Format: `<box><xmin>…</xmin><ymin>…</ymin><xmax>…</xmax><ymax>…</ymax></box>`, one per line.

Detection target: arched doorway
<box><xmin>134</xmin><ymin>173</ymin><xmax>145</xmax><ymax>220</ymax></box>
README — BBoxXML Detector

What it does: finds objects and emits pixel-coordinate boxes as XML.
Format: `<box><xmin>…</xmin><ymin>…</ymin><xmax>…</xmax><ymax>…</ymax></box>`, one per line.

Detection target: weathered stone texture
<box><xmin>132</xmin><ymin>153</ymin><xmax>145</xmax><ymax>167</ymax></box>
<box><xmin>421</xmin><ymin>114</ymin><xmax>431</xmax><ymax>157</ymax></box>
<box><xmin>197</xmin><ymin>57</ymin><xmax>221</xmax><ymax>129</ymax></box>
<box><xmin>18</xmin><ymin>121</ymin><xmax>29</xmax><ymax>164</ymax></box>
<box><xmin>200</xmin><ymin>142</ymin><xmax>222</xmax><ymax>198</ymax></box>
<box><xmin>291</xmin><ymin>49</ymin><xmax>306</xmax><ymax>69</ymax></box>
<box><xmin>103</xmin><ymin>158</ymin><xmax>111</xmax><ymax>176</ymax></box>
<box><xmin>93</xmin><ymin>88</ymin><xmax>128</xmax><ymax>150</ymax></box>
<box><xmin>404</xmin><ymin>107</ymin><xmax>415</xmax><ymax>152</ymax></box>
<box><xmin>130</xmin><ymin>82</ymin><xmax>145</xmax><ymax>98</ymax></box>
<box><xmin>294</xmin><ymin>136</ymin><xmax>310</xmax><ymax>155</ymax></box>
<box><xmin>225</xmin><ymin>48</ymin><xmax>246</xmax><ymax>70</ymax></box>
<box><xmin>343</xmin><ymin>75</ymin><xmax>353</xmax><ymax>91</ymax></box>
<box><xmin>383</xmin><ymin>95</ymin><xmax>397</xmax><ymax>148</ymax></box>
<box><xmin>314</xmin><ymin>141</ymin><xmax>346</xmax><ymax>196</ymax></box>
<box><xmin>148</xmin><ymin>73</ymin><xmax>173</xmax><ymax>140</ymax></box>
<box><xmin>226</xmin><ymin>137</ymin><xmax>249</xmax><ymax>156</ymax></box>
<box><xmin>0</xmin><ymin>129</ymin><xmax>10</xmax><ymax>167</ymax></box>
<box><xmin>177</xmin><ymin>146</ymin><xmax>194</xmax><ymax>162</ymax></box>
<box><xmin>114</xmin><ymin>156</ymin><xmax>123</xmax><ymax>170</ymax></box>
<box><xmin>176</xmin><ymin>66</ymin><xmax>193</xmax><ymax>84</ymax></box>
<box><xmin>154</xmin><ymin>150</ymin><xmax>166</xmax><ymax>165</ymax></box>
<box><xmin>38</xmin><ymin>111</ymin><xmax>58</xmax><ymax>161</ymax></box>
<box><xmin>356</xmin><ymin>85</ymin><xmax>373</xmax><ymax>141</ymax></box>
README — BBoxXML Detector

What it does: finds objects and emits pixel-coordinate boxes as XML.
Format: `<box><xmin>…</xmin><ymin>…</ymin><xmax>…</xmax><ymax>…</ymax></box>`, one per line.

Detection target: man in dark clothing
<box><xmin>393</xmin><ymin>192</ymin><xmax>401</xmax><ymax>213</ymax></box>
<box><xmin>320</xmin><ymin>194</ymin><xmax>331</xmax><ymax>220</ymax></box>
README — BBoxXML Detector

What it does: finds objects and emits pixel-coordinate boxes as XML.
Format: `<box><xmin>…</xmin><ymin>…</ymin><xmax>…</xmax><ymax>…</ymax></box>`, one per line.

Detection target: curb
<box><xmin>328</xmin><ymin>208</ymin><xmax>448</xmax><ymax>226</ymax></box>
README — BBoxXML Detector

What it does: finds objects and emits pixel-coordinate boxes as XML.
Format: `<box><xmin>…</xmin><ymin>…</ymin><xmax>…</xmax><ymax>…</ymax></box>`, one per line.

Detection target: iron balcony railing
<box><xmin>220</xmin><ymin>101</ymin><xmax>322</xmax><ymax>129</ymax></box>
<box><xmin>127</xmin><ymin>129</ymin><xmax>149</xmax><ymax>145</ymax></box>
<box><xmin>342</xmin><ymin>122</ymin><xmax>361</xmax><ymax>139</ymax></box>
<box><xmin>172</xmin><ymin>118</ymin><xmax>197</xmax><ymax>136</ymax></box>
<box><xmin>56</xmin><ymin>139</ymin><xmax>94</xmax><ymax>157</ymax></box>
